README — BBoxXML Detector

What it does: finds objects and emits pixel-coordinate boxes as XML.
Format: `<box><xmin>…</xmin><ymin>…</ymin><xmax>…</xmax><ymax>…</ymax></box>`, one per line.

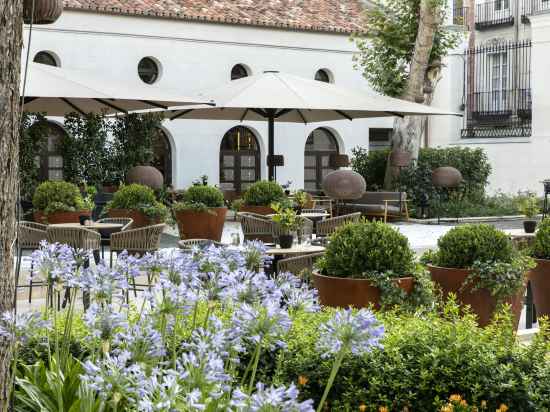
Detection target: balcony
<box><xmin>522</xmin><ymin>0</ymin><xmax>550</xmax><ymax>22</ymax></box>
<box><xmin>475</xmin><ymin>0</ymin><xmax>515</xmax><ymax>30</ymax></box>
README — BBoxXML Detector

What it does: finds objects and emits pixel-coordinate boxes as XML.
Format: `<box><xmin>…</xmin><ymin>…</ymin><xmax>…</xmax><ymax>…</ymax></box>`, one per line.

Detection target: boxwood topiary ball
<box><xmin>533</xmin><ymin>218</ymin><xmax>550</xmax><ymax>260</ymax></box>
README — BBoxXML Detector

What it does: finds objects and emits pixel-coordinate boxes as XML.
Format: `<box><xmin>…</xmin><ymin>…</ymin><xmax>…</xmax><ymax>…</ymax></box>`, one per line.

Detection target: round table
<box><xmin>266</xmin><ymin>244</ymin><xmax>325</xmax><ymax>256</ymax></box>
<box><xmin>50</xmin><ymin>222</ymin><xmax>124</xmax><ymax>230</ymax></box>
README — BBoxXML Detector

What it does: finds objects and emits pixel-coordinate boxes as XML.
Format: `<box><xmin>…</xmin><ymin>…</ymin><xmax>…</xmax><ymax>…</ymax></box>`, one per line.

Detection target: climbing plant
<box><xmin>19</xmin><ymin>113</ymin><xmax>48</xmax><ymax>201</ymax></box>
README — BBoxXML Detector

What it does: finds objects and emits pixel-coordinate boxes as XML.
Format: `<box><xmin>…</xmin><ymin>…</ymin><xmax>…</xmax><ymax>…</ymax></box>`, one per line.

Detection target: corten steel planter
<box><xmin>530</xmin><ymin>259</ymin><xmax>550</xmax><ymax>318</ymax></box>
<box><xmin>389</xmin><ymin>149</ymin><xmax>411</xmax><ymax>167</ymax></box>
<box><xmin>34</xmin><ymin>210</ymin><xmax>91</xmax><ymax>224</ymax></box>
<box><xmin>240</xmin><ymin>205</ymin><xmax>275</xmax><ymax>215</ymax></box>
<box><xmin>431</xmin><ymin>167</ymin><xmax>463</xmax><ymax>188</ymax></box>
<box><xmin>175</xmin><ymin>207</ymin><xmax>227</xmax><ymax>242</ymax></box>
<box><xmin>108</xmin><ymin>209</ymin><xmax>160</xmax><ymax>228</ymax></box>
<box><xmin>126</xmin><ymin>165</ymin><xmax>164</xmax><ymax>190</ymax></box>
<box><xmin>428</xmin><ymin>265</ymin><xmax>526</xmax><ymax>328</ymax></box>
<box><xmin>24</xmin><ymin>0</ymin><xmax>63</xmax><ymax>24</ymax></box>
<box><xmin>322</xmin><ymin>170</ymin><xmax>366</xmax><ymax>200</ymax></box>
<box><xmin>312</xmin><ymin>272</ymin><xmax>414</xmax><ymax>310</ymax></box>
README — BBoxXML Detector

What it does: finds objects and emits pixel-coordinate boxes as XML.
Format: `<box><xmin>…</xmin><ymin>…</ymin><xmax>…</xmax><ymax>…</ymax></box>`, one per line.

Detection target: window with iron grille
<box><xmin>475</xmin><ymin>0</ymin><xmax>514</xmax><ymax>30</ymax></box>
<box><xmin>462</xmin><ymin>41</ymin><xmax>531</xmax><ymax>138</ymax></box>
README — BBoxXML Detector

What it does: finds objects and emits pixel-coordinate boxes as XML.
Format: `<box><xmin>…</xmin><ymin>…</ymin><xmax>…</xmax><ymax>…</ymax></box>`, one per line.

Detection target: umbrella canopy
<box><xmin>168</xmin><ymin>71</ymin><xmax>460</xmax><ymax>180</ymax></box>
<box><xmin>22</xmin><ymin>62</ymin><xmax>213</xmax><ymax>116</ymax></box>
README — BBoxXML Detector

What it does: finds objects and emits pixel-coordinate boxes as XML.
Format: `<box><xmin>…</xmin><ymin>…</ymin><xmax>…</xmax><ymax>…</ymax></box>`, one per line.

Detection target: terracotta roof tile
<box><xmin>62</xmin><ymin>0</ymin><xmax>365</xmax><ymax>34</ymax></box>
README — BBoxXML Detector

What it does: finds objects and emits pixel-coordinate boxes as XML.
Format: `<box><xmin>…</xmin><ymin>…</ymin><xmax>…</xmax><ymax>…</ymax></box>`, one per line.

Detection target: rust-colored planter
<box><xmin>530</xmin><ymin>259</ymin><xmax>550</xmax><ymax>318</ymax></box>
<box><xmin>240</xmin><ymin>205</ymin><xmax>275</xmax><ymax>215</ymax></box>
<box><xmin>175</xmin><ymin>207</ymin><xmax>227</xmax><ymax>241</ymax></box>
<box><xmin>428</xmin><ymin>265</ymin><xmax>526</xmax><ymax>328</ymax></box>
<box><xmin>108</xmin><ymin>209</ymin><xmax>160</xmax><ymax>228</ymax></box>
<box><xmin>34</xmin><ymin>210</ymin><xmax>91</xmax><ymax>224</ymax></box>
<box><xmin>312</xmin><ymin>272</ymin><xmax>414</xmax><ymax>310</ymax></box>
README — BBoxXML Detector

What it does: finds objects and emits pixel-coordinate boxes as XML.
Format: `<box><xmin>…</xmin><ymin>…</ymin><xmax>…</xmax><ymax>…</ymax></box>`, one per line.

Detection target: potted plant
<box><xmin>528</xmin><ymin>218</ymin><xmax>550</xmax><ymax>318</ymax></box>
<box><xmin>517</xmin><ymin>194</ymin><xmax>540</xmax><ymax>233</ymax></box>
<box><xmin>104</xmin><ymin>183</ymin><xmax>169</xmax><ymax>228</ymax></box>
<box><xmin>271</xmin><ymin>203</ymin><xmax>300</xmax><ymax>248</ymax></box>
<box><xmin>230</xmin><ymin>198</ymin><xmax>244</xmax><ymax>221</ymax></box>
<box><xmin>33</xmin><ymin>181</ymin><xmax>94</xmax><ymax>224</ymax></box>
<box><xmin>312</xmin><ymin>220</ymin><xmax>417</xmax><ymax>309</ymax></box>
<box><xmin>293</xmin><ymin>190</ymin><xmax>313</xmax><ymax>214</ymax></box>
<box><xmin>173</xmin><ymin>185</ymin><xmax>227</xmax><ymax>241</ymax></box>
<box><xmin>424</xmin><ymin>224</ymin><xmax>534</xmax><ymax>327</ymax></box>
<box><xmin>241</xmin><ymin>180</ymin><xmax>285</xmax><ymax>215</ymax></box>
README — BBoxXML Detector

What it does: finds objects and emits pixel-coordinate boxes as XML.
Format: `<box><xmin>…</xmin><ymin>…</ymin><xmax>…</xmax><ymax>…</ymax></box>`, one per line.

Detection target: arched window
<box><xmin>34</xmin><ymin>51</ymin><xmax>58</xmax><ymax>67</ymax></box>
<box><xmin>315</xmin><ymin>69</ymin><xmax>332</xmax><ymax>83</ymax></box>
<box><xmin>304</xmin><ymin>128</ymin><xmax>339</xmax><ymax>193</ymax></box>
<box><xmin>138</xmin><ymin>57</ymin><xmax>160</xmax><ymax>84</ymax></box>
<box><xmin>152</xmin><ymin>129</ymin><xmax>172</xmax><ymax>185</ymax></box>
<box><xmin>39</xmin><ymin>123</ymin><xmax>65</xmax><ymax>181</ymax></box>
<box><xmin>220</xmin><ymin>126</ymin><xmax>260</xmax><ymax>194</ymax></box>
<box><xmin>231</xmin><ymin>64</ymin><xmax>249</xmax><ymax>81</ymax></box>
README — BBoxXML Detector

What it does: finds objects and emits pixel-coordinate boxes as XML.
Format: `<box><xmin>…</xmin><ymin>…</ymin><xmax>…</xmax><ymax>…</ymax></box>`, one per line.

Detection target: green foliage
<box><xmin>62</xmin><ymin>112</ymin><xmax>116</xmax><ymax>187</ymax></box>
<box><xmin>243</xmin><ymin>180</ymin><xmax>285</xmax><ymax>206</ymax></box>
<box><xmin>20</xmin><ymin>113</ymin><xmax>48</xmax><ymax>201</ymax></box>
<box><xmin>350</xmin><ymin>147</ymin><xmax>389</xmax><ymax>191</ymax></box>
<box><xmin>33</xmin><ymin>181</ymin><xmax>90</xmax><ymax>213</ymax></box>
<box><xmin>271</xmin><ymin>203</ymin><xmax>300</xmax><ymax>234</ymax></box>
<box><xmin>319</xmin><ymin>220</ymin><xmax>415</xmax><ymax>278</ymax></box>
<box><xmin>353</xmin><ymin>0</ymin><xmax>460</xmax><ymax>97</ymax></box>
<box><xmin>532</xmin><ymin>218</ymin><xmax>550</xmax><ymax>259</ymax></box>
<box><xmin>274</xmin><ymin>300</ymin><xmax>539</xmax><ymax>411</ymax></box>
<box><xmin>230</xmin><ymin>198</ymin><xmax>244</xmax><ymax>212</ymax></box>
<box><xmin>107</xmin><ymin>184</ymin><xmax>156</xmax><ymax>210</ymax></box>
<box><xmin>293</xmin><ymin>190</ymin><xmax>312</xmax><ymax>209</ymax></box>
<box><xmin>517</xmin><ymin>194</ymin><xmax>540</xmax><ymax>218</ymax></box>
<box><xmin>429</xmin><ymin>224</ymin><xmax>514</xmax><ymax>269</ymax></box>
<box><xmin>111</xmin><ymin>113</ymin><xmax>163</xmax><ymax>179</ymax></box>
<box><xmin>184</xmin><ymin>185</ymin><xmax>225</xmax><ymax>208</ymax></box>
<box><xmin>428</xmin><ymin>192</ymin><xmax>525</xmax><ymax>219</ymax></box>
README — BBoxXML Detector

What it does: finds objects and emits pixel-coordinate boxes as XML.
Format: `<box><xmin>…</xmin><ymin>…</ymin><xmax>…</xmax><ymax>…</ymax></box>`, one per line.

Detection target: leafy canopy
<box><xmin>353</xmin><ymin>0</ymin><xmax>460</xmax><ymax>97</ymax></box>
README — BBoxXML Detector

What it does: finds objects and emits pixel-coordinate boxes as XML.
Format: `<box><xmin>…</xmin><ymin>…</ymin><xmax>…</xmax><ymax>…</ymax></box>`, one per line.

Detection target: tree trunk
<box><xmin>384</xmin><ymin>0</ymin><xmax>443</xmax><ymax>189</ymax></box>
<box><xmin>0</xmin><ymin>1</ymin><xmax>23</xmax><ymax>410</ymax></box>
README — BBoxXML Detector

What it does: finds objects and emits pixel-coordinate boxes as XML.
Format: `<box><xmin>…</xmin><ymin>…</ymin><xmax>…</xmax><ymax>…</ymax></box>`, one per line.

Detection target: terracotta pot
<box><xmin>24</xmin><ymin>0</ymin><xmax>63</xmax><ymax>25</ymax></box>
<box><xmin>428</xmin><ymin>265</ymin><xmax>526</xmax><ymax>327</ymax></box>
<box><xmin>34</xmin><ymin>210</ymin><xmax>91</xmax><ymax>224</ymax></box>
<box><xmin>126</xmin><ymin>165</ymin><xmax>164</xmax><ymax>190</ymax></box>
<box><xmin>312</xmin><ymin>272</ymin><xmax>414</xmax><ymax>310</ymax></box>
<box><xmin>108</xmin><ymin>209</ymin><xmax>160</xmax><ymax>228</ymax></box>
<box><xmin>175</xmin><ymin>207</ymin><xmax>227</xmax><ymax>241</ymax></box>
<box><xmin>530</xmin><ymin>259</ymin><xmax>550</xmax><ymax>318</ymax></box>
<box><xmin>240</xmin><ymin>205</ymin><xmax>275</xmax><ymax>215</ymax></box>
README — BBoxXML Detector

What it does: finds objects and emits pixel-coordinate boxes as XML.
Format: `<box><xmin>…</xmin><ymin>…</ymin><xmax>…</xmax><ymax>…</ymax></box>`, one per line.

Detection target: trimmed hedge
<box><xmin>108</xmin><ymin>184</ymin><xmax>156</xmax><ymax>210</ymax></box>
<box><xmin>243</xmin><ymin>180</ymin><xmax>285</xmax><ymax>206</ymax></box>
<box><xmin>33</xmin><ymin>181</ymin><xmax>87</xmax><ymax>213</ymax></box>
<box><xmin>183</xmin><ymin>185</ymin><xmax>225</xmax><ymax>208</ymax></box>
<box><xmin>533</xmin><ymin>218</ymin><xmax>550</xmax><ymax>260</ymax></box>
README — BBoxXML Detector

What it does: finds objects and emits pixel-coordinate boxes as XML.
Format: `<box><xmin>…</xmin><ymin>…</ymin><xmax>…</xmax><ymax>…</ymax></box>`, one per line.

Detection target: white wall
<box><xmin>24</xmin><ymin>11</ymin><xmax>385</xmax><ymax>190</ymax></box>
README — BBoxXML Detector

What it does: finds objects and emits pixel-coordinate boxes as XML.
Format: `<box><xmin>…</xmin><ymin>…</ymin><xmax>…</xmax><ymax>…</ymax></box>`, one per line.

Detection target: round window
<box><xmin>34</xmin><ymin>51</ymin><xmax>58</xmax><ymax>67</ymax></box>
<box><xmin>138</xmin><ymin>57</ymin><xmax>160</xmax><ymax>84</ymax></box>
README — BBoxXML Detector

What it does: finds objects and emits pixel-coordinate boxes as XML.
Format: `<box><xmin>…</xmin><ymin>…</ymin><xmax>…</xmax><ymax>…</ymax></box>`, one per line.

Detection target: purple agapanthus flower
<box><xmin>231</xmin><ymin>383</ymin><xmax>314</xmax><ymax>412</ymax></box>
<box><xmin>0</xmin><ymin>311</ymin><xmax>50</xmax><ymax>344</ymax></box>
<box><xmin>84</xmin><ymin>303</ymin><xmax>128</xmax><ymax>341</ymax></box>
<box><xmin>317</xmin><ymin>308</ymin><xmax>384</xmax><ymax>358</ymax></box>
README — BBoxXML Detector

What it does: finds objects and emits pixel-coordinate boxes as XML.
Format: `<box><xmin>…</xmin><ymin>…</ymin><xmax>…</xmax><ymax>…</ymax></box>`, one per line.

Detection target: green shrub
<box><xmin>350</xmin><ymin>147</ymin><xmax>389</xmax><ymax>191</ymax></box>
<box><xmin>243</xmin><ymin>180</ymin><xmax>285</xmax><ymax>206</ymax></box>
<box><xmin>107</xmin><ymin>184</ymin><xmax>156</xmax><ymax>210</ymax></box>
<box><xmin>183</xmin><ymin>185</ymin><xmax>224</xmax><ymax>208</ymax></box>
<box><xmin>431</xmin><ymin>224</ymin><xmax>514</xmax><ymax>268</ymax></box>
<box><xmin>319</xmin><ymin>220</ymin><xmax>415</xmax><ymax>278</ymax></box>
<box><xmin>33</xmin><ymin>181</ymin><xmax>89</xmax><ymax>213</ymax></box>
<box><xmin>532</xmin><ymin>218</ymin><xmax>550</xmax><ymax>259</ymax></box>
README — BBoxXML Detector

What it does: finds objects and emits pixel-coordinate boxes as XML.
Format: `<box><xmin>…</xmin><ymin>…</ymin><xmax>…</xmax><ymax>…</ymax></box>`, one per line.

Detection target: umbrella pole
<box><xmin>268</xmin><ymin>112</ymin><xmax>276</xmax><ymax>181</ymax></box>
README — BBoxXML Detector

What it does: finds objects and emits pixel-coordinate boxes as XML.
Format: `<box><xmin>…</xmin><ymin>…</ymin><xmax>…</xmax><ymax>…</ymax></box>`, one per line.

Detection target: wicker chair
<box><xmin>277</xmin><ymin>252</ymin><xmax>324</xmax><ymax>280</ymax></box>
<box><xmin>16</xmin><ymin>221</ymin><xmax>47</xmax><ymax>303</ymax></box>
<box><xmin>316</xmin><ymin>212</ymin><xmax>361</xmax><ymax>237</ymax></box>
<box><xmin>238</xmin><ymin>212</ymin><xmax>274</xmax><ymax>243</ymax></box>
<box><xmin>178</xmin><ymin>239</ymin><xmax>226</xmax><ymax>250</ymax></box>
<box><xmin>96</xmin><ymin>217</ymin><xmax>134</xmax><ymax>258</ymax></box>
<box><xmin>300</xmin><ymin>208</ymin><xmax>327</xmax><ymax>215</ymax></box>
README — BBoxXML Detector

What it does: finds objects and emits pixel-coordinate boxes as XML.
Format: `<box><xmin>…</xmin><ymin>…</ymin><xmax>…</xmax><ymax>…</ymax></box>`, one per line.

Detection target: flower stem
<box><xmin>316</xmin><ymin>349</ymin><xmax>345</xmax><ymax>412</ymax></box>
<box><xmin>248</xmin><ymin>341</ymin><xmax>262</xmax><ymax>394</ymax></box>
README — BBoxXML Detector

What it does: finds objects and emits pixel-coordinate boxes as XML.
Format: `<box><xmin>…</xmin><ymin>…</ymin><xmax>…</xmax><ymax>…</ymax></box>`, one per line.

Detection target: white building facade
<box><xmin>27</xmin><ymin>0</ymin><xmax>395</xmax><ymax>194</ymax></box>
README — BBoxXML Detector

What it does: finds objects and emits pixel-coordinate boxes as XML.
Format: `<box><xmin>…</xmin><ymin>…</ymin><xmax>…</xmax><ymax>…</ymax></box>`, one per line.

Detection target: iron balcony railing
<box><xmin>475</xmin><ymin>0</ymin><xmax>515</xmax><ymax>30</ymax></box>
<box><xmin>522</xmin><ymin>0</ymin><xmax>550</xmax><ymax>21</ymax></box>
<box><xmin>462</xmin><ymin>41</ymin><xmax>532</xmax><ymax>138</ymax></box>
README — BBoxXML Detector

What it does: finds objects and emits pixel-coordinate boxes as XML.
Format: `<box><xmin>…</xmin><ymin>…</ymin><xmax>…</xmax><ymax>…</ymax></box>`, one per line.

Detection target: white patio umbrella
<box><xmin>22</xmin><ymin>62</ymin><xmax>213</xmax><ymax>115</ymax></box>
<box><xmin>168</xmin><ymin>70</ymin><xmax>460</xmax><ymax>180</ymax></box>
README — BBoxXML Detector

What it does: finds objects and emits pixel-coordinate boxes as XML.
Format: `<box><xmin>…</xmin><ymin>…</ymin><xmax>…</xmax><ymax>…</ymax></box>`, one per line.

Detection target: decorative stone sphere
<box><xmin>126</xmin><ymin>165</ymin><xmax>164</xmax><ymax>190</ymax></box>
<box><xmin>24</xmin><ymin>0</ymin><xmax>63</xmax><ymax>25</ymax></box>
<box><xmin>322</xmin><ymin>170</ymin><xmax>366</xmax><ymax>200</ymax></box>
<box><xmin>432</xmin><ymin>167</ymin><xmax>463</xmax><ymax>188</ymax></box>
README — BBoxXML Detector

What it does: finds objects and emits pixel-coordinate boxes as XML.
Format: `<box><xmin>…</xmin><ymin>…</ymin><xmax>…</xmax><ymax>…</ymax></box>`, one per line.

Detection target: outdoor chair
<box><xmin>300</xmin><ymin>208</ymin><xmax>327</xmax><ymax>214</ymax></box>
<box><xmin>178</xmin><ymin>238</ymin><xmax>226</xmax><ymax>250</ymax></box>
<box><xmin>316</xmin><ymin>212</ymin><xmax>361</xmax><ymax>238</ymax></box>
<box><xmin>16</xmin><ymin>221</ymin><xmax>47</xmax><ymax>304</ymax></box>
<box><xmin>342</xmin><ymin>192</ymin><xmax>409</xmax><ymax>223</ymax></box>
<box><xmin>96</xmin><ymin>217</ymin><xmax>134</xmax><ymax>258</ymax></box>
<box><xmin>238</xmin><ymin>212</ymin><xmax>274</xmax><ymax>243</ymax></box>
<box><xmin>277</xmin><ymin>252</ymin><xmax>324</xmax><ymax>281</ymax></box>
<box><xmin>109</xmin><ymin>223</ymin><xmax>166</xmax><ymax>294</ymax></box>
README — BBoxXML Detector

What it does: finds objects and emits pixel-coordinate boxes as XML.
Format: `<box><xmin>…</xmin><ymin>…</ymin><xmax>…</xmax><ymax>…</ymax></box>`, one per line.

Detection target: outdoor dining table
<box><xmin>265</xmin><ymin>244</ymin><xmax>326</xmax><ymax>275</ymax></box>
<box><xmin>50</xmin><ymin>222</ymin><xmax>124</xmax><ymax>230</ymax></box>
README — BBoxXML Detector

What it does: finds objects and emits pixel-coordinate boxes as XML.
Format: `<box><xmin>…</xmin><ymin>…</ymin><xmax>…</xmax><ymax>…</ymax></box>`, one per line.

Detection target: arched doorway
<box><xmin>304</xmin><ymin>128</ymin><xmax>340</xmax><ymax>193</ymax></box>
<box><xmin>220</xmin><ymin>126</ymin><xmax>260</xmax><ymax>194</ymax></box>
<box><xmin>39</xmin><ymin>122</ymin><xmax>66</xmax><ymax>181</ymax></box>
<box><xmin>152</xmin><ymin>128</ymin><xmax>172</xmax><ymax>185</ymax></box>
